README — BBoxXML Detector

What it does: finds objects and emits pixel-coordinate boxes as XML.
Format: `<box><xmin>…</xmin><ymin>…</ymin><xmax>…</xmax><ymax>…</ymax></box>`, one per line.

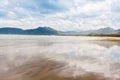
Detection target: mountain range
<box><xmin>0</xmin><ymin>27</ymin><xmax>58</xmax><ymax>35</ymax></box>
<box><xmin>0</xmin><ymin>26</ymin><xmax>119</xmax><ymax>36</ymax></box>
<box><xmin>63</xmin><ymin>27</ymin><xmax>120</xmax><ymax>36</ymax></box>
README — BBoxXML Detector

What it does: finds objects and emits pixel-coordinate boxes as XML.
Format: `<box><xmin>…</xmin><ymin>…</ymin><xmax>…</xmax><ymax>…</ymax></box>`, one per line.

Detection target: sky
<box><xmin>0</xmin><ymin>0</ymin><xmax>120</xmax><ymax>31</ymax></box>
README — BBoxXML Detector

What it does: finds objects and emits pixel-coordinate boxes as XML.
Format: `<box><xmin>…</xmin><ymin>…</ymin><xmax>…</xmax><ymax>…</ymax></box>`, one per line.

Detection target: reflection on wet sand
<box><xmin>0</xmin><ymin>35</ymin><xmax>120</xmax><ymax>80</ymax></box>
<box><xmin>1</xmin><ymin>57</ymin><xmax>110</xmax><ymax>80</ymax></box>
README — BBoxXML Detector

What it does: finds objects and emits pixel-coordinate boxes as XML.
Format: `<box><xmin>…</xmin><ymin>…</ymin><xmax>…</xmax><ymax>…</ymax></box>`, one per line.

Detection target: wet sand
<box><xmin>0</xmin><ymin>57</ymin><xmax>110</xmax><ymax>80</ymax></box>
<box><xmin>0</xmin><ymin>35</ymin><xmax>120</xmax><ymax>80</ymax></box>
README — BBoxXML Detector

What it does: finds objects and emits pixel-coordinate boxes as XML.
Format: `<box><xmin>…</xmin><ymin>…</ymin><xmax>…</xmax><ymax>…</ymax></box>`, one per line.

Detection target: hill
<box><xmin>0</xmin><ymin>27</ymin><xmax>24</xmax><ymax>34</ymax></box>
<box><xmin>0</xmin><ymin>27</ymin><xmax>58</xmax><ymax>35</ymax></box>
<box><xmin>0</xmin><ymin>27</ymin><xmax>119</xmax><ymax>36</ymax></box>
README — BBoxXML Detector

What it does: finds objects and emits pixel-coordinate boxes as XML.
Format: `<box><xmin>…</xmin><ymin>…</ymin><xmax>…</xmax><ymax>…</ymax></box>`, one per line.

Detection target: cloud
<box><xmin>15</xmin><ymin>0</ymin><xmax>68</xmax><ymax>14</ymax></box>
<box><xmin>0</xmin><ymin>10</ymin><xmax>7</xmax><ymax>18</ymax></box>
<box><xmin>0</xmin><ymin>0</ymin><xmax>120</xmax><ymax>31</ymax></box>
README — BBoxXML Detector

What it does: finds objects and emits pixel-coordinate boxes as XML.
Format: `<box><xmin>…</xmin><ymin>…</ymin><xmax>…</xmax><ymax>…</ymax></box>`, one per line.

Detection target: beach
<box><xmin>0</xmin><ymin>35</ymin><xmax>120</xmax><ymax>80</ymax></box>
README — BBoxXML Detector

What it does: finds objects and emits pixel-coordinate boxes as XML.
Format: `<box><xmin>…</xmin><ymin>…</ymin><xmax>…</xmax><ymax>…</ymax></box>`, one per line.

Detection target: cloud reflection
<box><xmin>0</xmin><ymin>35</ymin><xmax>120</xmax><ymax>79</ymax></box>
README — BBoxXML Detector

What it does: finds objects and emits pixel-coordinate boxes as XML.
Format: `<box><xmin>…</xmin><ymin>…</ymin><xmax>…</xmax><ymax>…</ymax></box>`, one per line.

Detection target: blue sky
<box><xmin>0</xmin><ymin>0</ymin><xmax>120</xmax><ymax>31</ymax></box>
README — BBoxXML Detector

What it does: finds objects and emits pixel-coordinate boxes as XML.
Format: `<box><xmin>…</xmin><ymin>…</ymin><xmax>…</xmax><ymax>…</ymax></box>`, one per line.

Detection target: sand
<box><xmin>0</xmin><ymin>35</ymin><xmax>120</xmax><ymax>80</ymax></box>
<box><xmin>0</xmin><ymin>57</ymin><xmax>110</xmax><ymax>80</ymax></box>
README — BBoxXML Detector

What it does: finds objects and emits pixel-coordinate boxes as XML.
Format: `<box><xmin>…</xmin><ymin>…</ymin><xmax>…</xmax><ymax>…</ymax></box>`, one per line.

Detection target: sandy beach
<box><xmin>0</xmin><ymin>35</ymin><xmax>120</xmax><ymax>80</ymax></box>
<box><xmin>1</xmin><ymin>57</ymin><xmax>110</xmax><ymax>80</ymax></box>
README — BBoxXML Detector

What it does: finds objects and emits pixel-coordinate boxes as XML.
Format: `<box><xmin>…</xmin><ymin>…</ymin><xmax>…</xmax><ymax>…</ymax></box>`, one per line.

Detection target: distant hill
<box><xmin>0</xmin><ymin>27</ymin><xmax>119</xmax><ymax>36</ymax></box>
<box><xmin>61</xmin><ymin>27</ymin><xmax>120</xmax><ymax>36</ymax></box>
<box><xmin>0</xmin><ymin>27</ymin><xmax>25</xmax><ymax>34</ymax></box>
<box><xmin>88</xmin><ymin>27</ymin><xmax>115</xmax><ymax>34</ymax></box>
<box><xmin>63</xmin><ymin>27</ymin><xmax>116</xmax><ymax>35</ymax></box>
<box><xmin>117</xmin><ymin>29</ymin><xmax>120</xmax><ymax>34</ymax></box>
<box><xmin>0</xmin><ymin>27</ymin><xmax>58</xmax><ymax>35</ymax></box>
<box><xmin>111</xmin><ymin>29</ymin><xmax>120</xmax><ymax>35</ymax></box>
<box><xmin>25</xmin><ymin>27</ymin><xmax>58</xmax><ymax>35</ymax></box>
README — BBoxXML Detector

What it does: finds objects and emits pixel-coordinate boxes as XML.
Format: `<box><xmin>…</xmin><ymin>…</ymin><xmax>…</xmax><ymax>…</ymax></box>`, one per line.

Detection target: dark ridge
<box><xmin>0</xmin><ymin>27</ymin><xmax>58</xmax><ymax>35</ymax></box>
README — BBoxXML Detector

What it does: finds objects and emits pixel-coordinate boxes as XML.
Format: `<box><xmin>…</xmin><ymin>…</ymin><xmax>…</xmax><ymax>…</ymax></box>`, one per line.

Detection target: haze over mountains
<box><xmin>0</xmin><ymin>27</ymin><xmax>119</xmax><ymax>36</ymax></box>
<box><xmin>63</xmin><ymin>27</ymin><xmax>120</xmax><ymax>35</ymax></box>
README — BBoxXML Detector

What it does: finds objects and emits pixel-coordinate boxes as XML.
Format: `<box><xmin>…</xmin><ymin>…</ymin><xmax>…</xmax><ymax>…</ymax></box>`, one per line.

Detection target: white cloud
<box><xmin>0</xmin><ymin>0</ymin><xmax>120</xmax><ymax>31</ymax></box>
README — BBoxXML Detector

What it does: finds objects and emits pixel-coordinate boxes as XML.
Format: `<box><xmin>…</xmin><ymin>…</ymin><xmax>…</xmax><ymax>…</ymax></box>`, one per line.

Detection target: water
<box><xmin>0</xmin><ymin>35</ymin><xmax>120</xmax><ymax>80</ymax></box>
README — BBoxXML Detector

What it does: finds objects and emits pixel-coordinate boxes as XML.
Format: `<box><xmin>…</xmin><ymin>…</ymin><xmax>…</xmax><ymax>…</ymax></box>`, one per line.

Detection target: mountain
<box><xmin>88</xmin><ymin>27</ymin><xmax>115</xmax><ymax>34</ymax></box>
<box><xmin>112</xmin><ymin>29</ymin><xmax>120</xmax><ymax>35</ymax></box>
<box><xmin>25</xmin><ymin>27</ymin><xmax>58</xmax><ymax>35</ymax></box>
<box><xmin>63</xmin><ymin>27</ymin><xmax>116</xmax><ymax>35</ymax></box>
<box><xmin>117</xmin><ymin>29</ymin><xmax>120</xmax><ymax>34</ymax></box>
<box><xmin>0</xmin><ymin>27</ymin><xmax>25</xmax><ymax>34</ymax></box>
<box><xmin>0</xmin><ymin>27</ymin><xmax>58</xmax><ymax>35</ymax></box>
<box><xmin>0</xmin><ymin>26</ymin><xmax>119</xmax><ymax>36</ymax></box>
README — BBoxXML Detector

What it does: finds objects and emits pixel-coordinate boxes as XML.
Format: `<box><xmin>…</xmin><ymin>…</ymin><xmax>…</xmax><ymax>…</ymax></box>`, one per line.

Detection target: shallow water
<box><xmin>0</xmin><ymin>35</ymin><xmax>120</xmax><ymax>80</ymax></box>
